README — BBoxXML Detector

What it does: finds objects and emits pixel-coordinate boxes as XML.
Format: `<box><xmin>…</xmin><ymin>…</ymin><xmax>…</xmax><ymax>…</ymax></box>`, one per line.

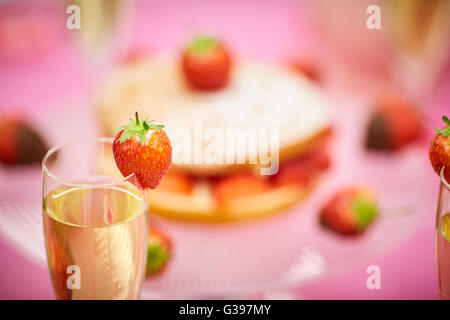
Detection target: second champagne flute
<box><xmin>436</xmin><ymin>167</ymin><xmax>450</xmax><ymax>300</ymax></box>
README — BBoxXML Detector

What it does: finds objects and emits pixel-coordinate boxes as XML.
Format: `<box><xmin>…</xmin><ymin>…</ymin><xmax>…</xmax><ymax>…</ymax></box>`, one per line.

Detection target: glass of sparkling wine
<box><xmin>436</xmin><ymin>167</ymin><xmax>450</xmax><ymax>300</ymax></box>
<box><xmin>42</xmin><ymin>138</ymin><xmax>148</xmax><ymax>300</ymax></box>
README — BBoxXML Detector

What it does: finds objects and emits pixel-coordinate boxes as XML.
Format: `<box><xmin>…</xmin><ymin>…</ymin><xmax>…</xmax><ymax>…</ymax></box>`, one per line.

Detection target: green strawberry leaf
<box><xmin>149</xmin><ymin>124</ymin><xmax>165</xmax><ymax>130</ymax></box>
<box><xmin>119</xmin><ymin>130</ymin><xmax>135</xmax><ymax>142</ymax></box>
<box><xmin>138</xmin><ymin>132</ymin><xmax>146</xmax><ymax>145</ymax></box>
<box><xmin>117</xmin><ymin>112</ymin><xmax>165</xmax><ymax>145</ymax></box>
<box><xmin>443</xmin><ymin>116</ymin><xmax>450</xmax><ymax>125</ymax></box>
<box><xmin>143</xmin><ymin>121</ymin><xmax>150</xmax><ymax>131</ymax></box>
<box><xmin>435</xmin><ymin>127</ymin><xmax>450</xmax><ymax>136</ymax></box>
<box><xmin>354</xmin><ymin>197</ymin><xmax>378</xmax><ymax>231</ymax></box>
<box><xmin>114</xmin><ymin>125</ymin><xmax>127</xmax><ymax>132</ymax></box>
<box><xmin>435</xmin><ymin>115</ymin><xmax>450</xmax><ymax>136</ymax></box>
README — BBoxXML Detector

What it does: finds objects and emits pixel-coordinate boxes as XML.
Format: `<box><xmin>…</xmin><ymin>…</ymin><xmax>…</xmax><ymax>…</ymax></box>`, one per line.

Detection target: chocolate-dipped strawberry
<box><xmin>366</xmin><ymin>95</ymin><xmax>421</xmax><ymax>151</ymax></box>
<box><xmin>0</xmin><ymin>115</ymin><xmax>48</xmax><ymax>165</ymax></box>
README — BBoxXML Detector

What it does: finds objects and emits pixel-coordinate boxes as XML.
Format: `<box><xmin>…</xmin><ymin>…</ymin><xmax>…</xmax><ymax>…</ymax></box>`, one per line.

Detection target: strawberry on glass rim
<box><xmin>113</xmin><ymin>112</ymin><xmax>172</xmax><ymax>189</ymax></box>
<box><xmin>429</xmin><ymin>116</ymin><xmax>450</xmax><ymax>183</ymax></box>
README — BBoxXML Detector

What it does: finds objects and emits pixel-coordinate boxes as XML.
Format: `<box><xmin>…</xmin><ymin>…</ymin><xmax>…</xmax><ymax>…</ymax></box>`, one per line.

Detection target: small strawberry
<box><xmin>113</xmin><ymin>112</ymin><xmax>172</xmax><ymax>189</ymax></box>
<box><xmin>181</xmin><ymin>35</ymin><xmax>231</xmax><ymax>90</ymax></box>
<box><xmin>146</xmin><ymin>227</ymin><xmax>172</xmax><ymax>278</ymax></box>
<box><xmin>320</xmin><ymin>187</ymin><xmax>378</xmax><ymax>236</ymax></box>
<box><xmin>0</xmin><ymin>114</ymin><xmax>48</xmax><ymax>165</ymax></box>
<box><xmin>429</xmin><ymin>115</ymin><xmax>450</xmax><ymax>182</ymax></box>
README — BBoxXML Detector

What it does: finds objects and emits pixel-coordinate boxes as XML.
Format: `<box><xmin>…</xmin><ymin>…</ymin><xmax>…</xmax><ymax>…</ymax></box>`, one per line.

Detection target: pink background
<box><xmin>0</xmin><ymin>0</ymin><xmax>449</xmax><ymax>299</ymax></box>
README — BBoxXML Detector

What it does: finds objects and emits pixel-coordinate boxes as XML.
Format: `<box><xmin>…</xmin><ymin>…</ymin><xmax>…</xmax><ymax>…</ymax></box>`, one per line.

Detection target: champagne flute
<box><xmin>436</xmin><ymin>167</ymin><xmax>450</xmax><ymax>300</ymax></box>
<box><xmin>42</xmin><ymin>138</ymin><xmax>148</xmax><ymax>300</ymax></box>
<box><xmin>386</xmin><ymin>0</ymin><xmax>450</xmax><ymax>103</ymax></box>
<box><xmin>69</xmin><ymin>0</ymin><xmax>135</xmax><ymax>66</ymax></box>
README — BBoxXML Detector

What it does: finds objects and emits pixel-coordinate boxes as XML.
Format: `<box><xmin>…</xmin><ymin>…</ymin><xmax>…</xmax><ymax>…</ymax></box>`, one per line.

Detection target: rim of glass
<box><xmin>441</xmin><ymin>166</ymin><xmax>450</xmax><ymax>191</ymax></box>
<box><xmin>42</xmin><ymin>137</ymin><xmax>134</xmax><ymax>188</ymax></box>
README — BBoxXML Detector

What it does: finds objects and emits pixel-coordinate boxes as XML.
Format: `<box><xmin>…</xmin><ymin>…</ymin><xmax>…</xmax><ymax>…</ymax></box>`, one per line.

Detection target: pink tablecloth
<box><xmin>0</xmin><ymin>0</ymin><xmax>448</xmax><ymax>299</ymax></box>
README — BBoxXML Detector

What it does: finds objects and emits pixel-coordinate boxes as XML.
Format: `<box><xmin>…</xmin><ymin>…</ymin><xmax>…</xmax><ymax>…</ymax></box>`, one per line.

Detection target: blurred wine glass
<box><xmin>308</xmin><ymin>0</ymin><xmax>450</xmax><ymax>105</ymax></box>
<box><xmin>386</xmin><ymin>0</ymin><xmax>450</xmax><ymax>103</ymax></box>
<box><xmin>68</xmin><ymin>0</ymin><xmax>135</xmax><ymax>66</ymax></box>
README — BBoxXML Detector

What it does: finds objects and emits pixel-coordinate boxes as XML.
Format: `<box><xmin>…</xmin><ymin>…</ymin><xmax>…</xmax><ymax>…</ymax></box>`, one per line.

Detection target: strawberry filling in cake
<box><xmin>155</xmin><ymin>143</ymin><xmax>330</xmax><ymax>213</ymax></box>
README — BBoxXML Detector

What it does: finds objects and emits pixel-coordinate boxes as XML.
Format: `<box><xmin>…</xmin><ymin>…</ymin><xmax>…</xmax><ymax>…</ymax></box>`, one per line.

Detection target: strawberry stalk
<box><xmin>189</xmin><ymin>36</ymin><xmax>218</xmax><ymax>53</ymax></box>
<box><xmin>116</xmin><ymin>112</ymin><xmax>164</xmax><ymax>145</ymax></box>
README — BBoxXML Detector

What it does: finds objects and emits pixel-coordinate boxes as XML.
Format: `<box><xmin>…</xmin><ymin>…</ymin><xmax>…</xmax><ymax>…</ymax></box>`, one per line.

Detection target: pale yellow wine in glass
<box><xmin>42</xmin><ymin>138</ymin><xmax>147</xmax><ymax>300</ymax></box>
<box><xmin>436</xmin><ymin>167</ymin><xmax>450</xmax><ymax>300</ymax></box>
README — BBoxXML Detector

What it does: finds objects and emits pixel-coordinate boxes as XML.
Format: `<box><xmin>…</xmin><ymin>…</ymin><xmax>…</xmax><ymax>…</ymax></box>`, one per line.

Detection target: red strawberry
<box><xmin>146</xmin><ymin>227</ymin><xmax>172</xmax><ymax>278</ymax></box>
<box><xmin>0</xmin><ymin>114</ymin><xmax>48</xmax><ymax>165</ymax></box>
<box><xmin>320</xmin><ymin>187</ymin><xmax>378</xmax><ymax>236</ymax></box>
<box><xmin>215</xmin><ymin>174</ymin><xmax>270</xmax><ymax>205</ymax></box>
<box><xmin>113</xmin><ymin>113</ymin><xmax>172</xmax><ymax>189</ymax></box>
<box><xmin>366</xmin><ymin>94</ymin><xmax>421</xmax><ymax>151</ymax></box>
<box><xmin>181</xmin><ymin>35</ymin><xmax>231</xmax><ymax>90</ymax></box>
<box><xmin>429</xmin><ymin>115</ymin><xmax>450</xmax><ymax>182</ymax></box>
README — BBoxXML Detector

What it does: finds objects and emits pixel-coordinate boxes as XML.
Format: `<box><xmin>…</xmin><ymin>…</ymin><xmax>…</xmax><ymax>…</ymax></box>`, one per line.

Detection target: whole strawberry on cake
<box><xmin>97</xmin><ymin>35</ymin><xmax>332</xmax><ymax>223</ymax></box>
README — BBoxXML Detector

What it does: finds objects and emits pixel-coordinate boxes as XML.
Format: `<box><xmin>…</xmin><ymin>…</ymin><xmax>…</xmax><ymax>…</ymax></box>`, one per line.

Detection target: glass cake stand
<box><xmin>0</xmin><ymin>105</ymin><xmax>429</xmax><ymax>299</ymax></box>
